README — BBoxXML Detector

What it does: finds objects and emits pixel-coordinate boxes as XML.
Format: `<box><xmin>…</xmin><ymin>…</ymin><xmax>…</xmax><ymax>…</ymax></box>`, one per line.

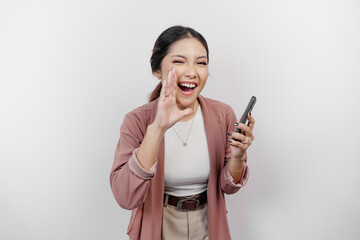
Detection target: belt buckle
<box><xmin>176</xmin><ymin>198</ymin><xmax>200</xmax><ymax>212</ymax></box>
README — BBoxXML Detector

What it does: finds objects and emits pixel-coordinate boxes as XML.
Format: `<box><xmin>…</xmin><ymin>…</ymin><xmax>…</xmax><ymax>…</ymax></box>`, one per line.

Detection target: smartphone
<box><xmin>234</xmin><ymin>96</ymin><xmax>257</xmax><ymax>135</ymax></box>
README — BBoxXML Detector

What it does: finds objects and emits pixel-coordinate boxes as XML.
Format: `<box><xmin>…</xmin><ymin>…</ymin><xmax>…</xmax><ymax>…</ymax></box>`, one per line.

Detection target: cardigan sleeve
<box><xmin>110</xmin><ymin>111</ymin><xmax>157</xmax><ymax>210</ymax></box>
<box><xmin>220</xmin><ymin>105</ymin><xmax>250</xmax><ymax>194</ymax></box>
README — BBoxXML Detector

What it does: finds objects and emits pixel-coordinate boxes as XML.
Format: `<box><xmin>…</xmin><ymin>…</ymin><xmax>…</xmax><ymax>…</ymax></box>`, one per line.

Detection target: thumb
<box><xmin>178</xmin><ymin>108</ymin><xmax>194</xmax><ymax>119</ymax></box>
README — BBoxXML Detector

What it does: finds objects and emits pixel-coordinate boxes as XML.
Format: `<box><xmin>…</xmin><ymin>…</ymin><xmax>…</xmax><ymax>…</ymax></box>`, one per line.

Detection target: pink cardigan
<box><xmin>110</xmin><ymin>95</ymin><xmax>249</xmax><ymax>239</ymax></box>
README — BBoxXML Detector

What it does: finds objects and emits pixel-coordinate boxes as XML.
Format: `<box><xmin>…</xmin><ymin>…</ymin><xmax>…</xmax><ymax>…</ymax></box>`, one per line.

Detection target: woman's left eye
<box><xmin>197</xmin><ymin>62</ymin><xmax>208</xmax><ymax>65</ymax></box>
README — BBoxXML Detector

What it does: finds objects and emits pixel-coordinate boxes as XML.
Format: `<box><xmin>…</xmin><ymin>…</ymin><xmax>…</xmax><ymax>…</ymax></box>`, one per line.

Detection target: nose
<box><xmin>185</xmin><ymin>64</ymin><xmax>197</xmax><ymax>79</ymax></box>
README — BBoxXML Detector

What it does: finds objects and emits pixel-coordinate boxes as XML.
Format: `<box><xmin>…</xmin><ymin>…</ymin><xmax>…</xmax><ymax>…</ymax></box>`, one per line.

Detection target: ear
<box><xmin>153</xmin><ymin>70</ymin><xmax>161</xmax><ymax>80</ymax></box>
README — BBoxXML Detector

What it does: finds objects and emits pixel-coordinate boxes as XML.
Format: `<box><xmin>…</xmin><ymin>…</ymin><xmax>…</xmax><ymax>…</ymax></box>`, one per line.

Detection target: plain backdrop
<box><xmin>1</xmin><ymin>0</ymin><xmax>359</xmax><ymax>239</ymax></box>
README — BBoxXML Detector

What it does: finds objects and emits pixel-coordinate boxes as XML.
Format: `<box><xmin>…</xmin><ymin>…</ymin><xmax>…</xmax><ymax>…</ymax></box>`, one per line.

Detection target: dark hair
<box><xmin>148</xmin><ymin>25</ymin><xmax>209</xmax><ymax>102</ymax></box>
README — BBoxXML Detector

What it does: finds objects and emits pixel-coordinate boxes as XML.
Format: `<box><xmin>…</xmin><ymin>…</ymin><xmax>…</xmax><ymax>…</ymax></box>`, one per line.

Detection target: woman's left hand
<box><xmin>228</xmin><ymin>113</ymin><xmax>255</xmax><ymax>161</ymax></box>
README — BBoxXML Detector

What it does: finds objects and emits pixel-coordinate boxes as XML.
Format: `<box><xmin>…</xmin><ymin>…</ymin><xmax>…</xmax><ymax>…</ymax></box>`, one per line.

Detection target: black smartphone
<box><xmin>234</xmin><ymin>96</ymin><xmax>257</xmax><ymax>135</ymax></box>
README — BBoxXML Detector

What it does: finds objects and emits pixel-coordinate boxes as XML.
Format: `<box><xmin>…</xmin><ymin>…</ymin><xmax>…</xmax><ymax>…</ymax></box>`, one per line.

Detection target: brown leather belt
<box><xmin>164</xmin><ymin>191</ymin><xmax>207</xmax><ymax>212</ymax></box>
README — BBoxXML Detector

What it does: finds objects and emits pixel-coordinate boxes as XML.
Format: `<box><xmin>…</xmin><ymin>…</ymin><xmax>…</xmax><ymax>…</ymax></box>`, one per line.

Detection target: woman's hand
<box><xmin>152</xmin><ymin>67</ymin><xmax>193</xmax><ymax>132</ymax></box>
<box><xmin>228</xmin><ymin>113</ymin><xmax>256</xmax><ymax>161</ymax></box>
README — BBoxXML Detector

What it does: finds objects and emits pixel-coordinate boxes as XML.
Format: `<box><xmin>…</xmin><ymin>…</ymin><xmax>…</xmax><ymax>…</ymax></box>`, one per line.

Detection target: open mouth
<box><xmin>178</xmin><ymin>82</ymin><xmax>197</xmax><ymax>95</ymax></box>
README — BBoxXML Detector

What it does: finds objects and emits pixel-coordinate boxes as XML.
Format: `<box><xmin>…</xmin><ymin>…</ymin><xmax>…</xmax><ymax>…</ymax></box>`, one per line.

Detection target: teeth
<box><xmin>179</xmin><ymin>83</ymin><xmax>196</xmax><ymax>88</ymax></box>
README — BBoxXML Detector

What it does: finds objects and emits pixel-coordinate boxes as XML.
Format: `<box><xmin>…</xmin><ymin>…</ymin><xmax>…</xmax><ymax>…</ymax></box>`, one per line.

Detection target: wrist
<box><xmin>232</xmin><ymin>151</ymin><xmax>246</xmax><ymax>163</ymax></box>
<box><xmin>148</xmin><ymin>123</ymin><xmax>166</xmax><ymax>138</ymax></box>
<box><xmin>229</xmin><ymin>157</ymin><xmax>246</xmax><ymax>181</ymax></box>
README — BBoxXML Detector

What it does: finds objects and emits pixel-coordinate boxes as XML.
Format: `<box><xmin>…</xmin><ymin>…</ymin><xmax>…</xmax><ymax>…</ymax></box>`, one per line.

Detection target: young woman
<box><xmin>110</xmin><ymin>25</ymin><xmax>255</xmax><ymax>240</ymax></box>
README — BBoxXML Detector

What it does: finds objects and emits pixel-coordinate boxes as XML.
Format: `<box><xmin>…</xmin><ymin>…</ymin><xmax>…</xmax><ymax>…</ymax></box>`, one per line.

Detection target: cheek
<box><xmin>200</xmin><ymin>69</ymin><xmax>209</xmax><ymax>81</ymax></box>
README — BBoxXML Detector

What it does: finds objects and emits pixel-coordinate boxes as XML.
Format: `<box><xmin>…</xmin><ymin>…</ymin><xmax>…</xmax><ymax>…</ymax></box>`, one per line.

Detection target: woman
<box><xmin>110</xmin><ymin>25</ymin><xmax>255</xmax><ymax>240</ymax></box>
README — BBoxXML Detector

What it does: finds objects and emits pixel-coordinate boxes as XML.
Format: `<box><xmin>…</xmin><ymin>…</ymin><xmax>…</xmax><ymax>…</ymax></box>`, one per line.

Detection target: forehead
<box><xmin>168</xmin><ymin>38</ymin><xmax>207</xmax><ymax>56</ymax></box>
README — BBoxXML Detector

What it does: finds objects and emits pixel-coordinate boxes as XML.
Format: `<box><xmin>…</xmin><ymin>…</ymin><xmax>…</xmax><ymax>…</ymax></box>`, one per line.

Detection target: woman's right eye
<box><xmin>173</xmin><ymin>60</ymin><xmax>184</xmax><ymax>64</ymax></box>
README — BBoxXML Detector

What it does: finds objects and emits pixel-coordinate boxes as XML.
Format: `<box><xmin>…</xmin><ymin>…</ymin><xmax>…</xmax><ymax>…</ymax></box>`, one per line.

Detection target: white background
<box><xmin>1</xmin><ymin>0</ymin><xmax>359</xmax><ymax>239</ymax></box>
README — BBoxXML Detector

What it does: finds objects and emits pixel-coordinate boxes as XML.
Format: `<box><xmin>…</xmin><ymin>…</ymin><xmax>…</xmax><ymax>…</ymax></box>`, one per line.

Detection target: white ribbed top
<box><xmin>164</xmin><ymin>105</ymin><xmax>210</xmax><ymax>197</ymax></box>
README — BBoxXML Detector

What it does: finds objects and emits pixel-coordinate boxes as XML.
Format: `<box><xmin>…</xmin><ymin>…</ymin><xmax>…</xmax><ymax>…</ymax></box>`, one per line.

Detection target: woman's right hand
<box><xmin>152</xmin><ymin>67</ymin><xmax>194</xmax><ymax>132</ymax></box>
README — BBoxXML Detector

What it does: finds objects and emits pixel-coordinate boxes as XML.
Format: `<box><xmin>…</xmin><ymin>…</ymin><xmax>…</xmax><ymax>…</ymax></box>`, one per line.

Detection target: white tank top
<box><xmin>164</xmin><ymin>105</ymin><xmax>210</xmax><ymax>197</ymax></box>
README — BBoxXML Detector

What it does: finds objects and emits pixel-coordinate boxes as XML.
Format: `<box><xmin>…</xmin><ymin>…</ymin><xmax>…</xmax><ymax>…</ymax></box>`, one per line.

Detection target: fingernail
<box><xmin>227</xmin><ymin>132</ymin><xmax>232</xmax><ymax>136</ymax></box>
<box><xmin>171</xmin><ymin>66</ymin><xmax>174</xmax><ymax>71</ymax></box>
<box><xmin>234</xmin><ymin>122</ymin><xmax>239</xmax><ymax>126</ymax></box>
<box><xmin>228</xmin><ymin>139</ymin><xmax>232</xmax><ymax>143</ymax></box>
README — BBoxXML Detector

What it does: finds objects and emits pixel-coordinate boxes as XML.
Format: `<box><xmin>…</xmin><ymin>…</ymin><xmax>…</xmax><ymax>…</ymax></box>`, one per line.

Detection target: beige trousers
<box><xmin>161</xmin><ymin>203</ymin><xmax>209</xmax><ymax>240</ymax></box>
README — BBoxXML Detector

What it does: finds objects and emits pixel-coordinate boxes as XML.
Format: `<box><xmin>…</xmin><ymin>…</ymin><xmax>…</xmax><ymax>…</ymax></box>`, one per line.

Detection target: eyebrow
<box><xmin>171</xmin><ymin>55</ymin><xmax>208</xmax><ymax>60</ymax></box>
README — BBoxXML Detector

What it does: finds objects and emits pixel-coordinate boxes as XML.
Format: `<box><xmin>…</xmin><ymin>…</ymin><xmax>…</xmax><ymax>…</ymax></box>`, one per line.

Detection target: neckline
<box><xmin>176</xmin><ymin>105</ymin><xmax>201</xmax><ymax>125</ymax></box>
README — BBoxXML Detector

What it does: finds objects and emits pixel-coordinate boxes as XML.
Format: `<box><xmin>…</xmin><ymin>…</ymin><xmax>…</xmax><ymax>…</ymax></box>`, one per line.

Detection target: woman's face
<box><xmin>156</xmin><ymin>37</ymin><xmax>209</xmax><ymax>110</ymax></box>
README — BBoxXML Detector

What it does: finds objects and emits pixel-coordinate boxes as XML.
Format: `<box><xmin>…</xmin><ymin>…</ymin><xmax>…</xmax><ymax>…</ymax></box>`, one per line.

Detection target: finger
<box><xmin>166</xmin><ymin>67</ymin><xmax>175</xmax><ymax>100</ymax></box>
<box><xmin>236</xmin><ymin>123</ymin><xmax>254</xmax><ymax>141</ymax></box>
<box><xmin>247</xmin><ymin>113</ymin><xmax>255</xmax><ymax>130</ymax></box>
<box><xmin>164</xmin><ymin>67</ymin><xmax>176</xmax><ymax>103</ymax></box>
<box><xmin>170</xmin><ymin>67</ymin><xmax>177</xmax><ymax>97</ymax></box>
<box><xmin>227</xmin><ymin>139</ymin><xmax>248</xmax><ymax>151</ymax></box>
<box><xmin>229</xmin><ymin>132</ymin><xmax>252</xmax><ymax>146</ymax></box>
<box><xmin>177</xmin><ymin>107</ymin><xmax>194</xmax><ymax>119</ymax></box>
<box><xmin>228</xmin><ymin>132</ymin><xmax>247</xmax><ymax>142</ymax></box>
<box><xmin>166</xmin><ymin>66</ymin><xmax>173</xmax><ymax>84</ymax></box>
<box><xmin>160</xmin><ymin>78</ymin><xmax>169</xmax><ymax>99</ymax></box>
